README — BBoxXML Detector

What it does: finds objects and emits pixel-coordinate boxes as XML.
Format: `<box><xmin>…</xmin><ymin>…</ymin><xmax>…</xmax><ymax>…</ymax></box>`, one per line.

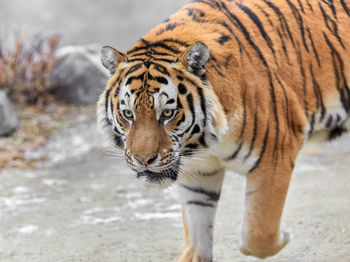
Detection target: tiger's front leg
<box><xmin>176</xmin><ymin>169</ymin><xmax>225</xmax><ymax>262</ymax></box>
<box><xmin>240</xmin><ymin>161</ymin><xmax>294</xmax><ymax>259</ymax></box>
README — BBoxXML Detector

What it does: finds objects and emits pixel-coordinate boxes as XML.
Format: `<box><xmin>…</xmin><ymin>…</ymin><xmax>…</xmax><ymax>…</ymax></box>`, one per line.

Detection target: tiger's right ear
<box><xmin>101</xmin><ymin>46</ymin><xmax>126</xmax><ymax>75</ymax></box>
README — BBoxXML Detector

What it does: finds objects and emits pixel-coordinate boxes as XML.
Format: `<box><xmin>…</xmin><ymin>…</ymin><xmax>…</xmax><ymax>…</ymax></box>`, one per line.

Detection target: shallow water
<box><xmin>0</xmin><ymin>116</ymin><xmax>349</xmax><ymax>262</ymax></box>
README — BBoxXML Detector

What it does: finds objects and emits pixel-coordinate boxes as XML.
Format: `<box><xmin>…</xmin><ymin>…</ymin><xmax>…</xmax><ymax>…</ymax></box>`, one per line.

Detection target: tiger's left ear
<box><xmin>101</xmin><ymin>46</ymin><xmax>126</xmax><ymax>75</ymax></box>
<box><xmin>180</xmin><ymin>42</ymin><xmax>210</xmax><ymax>76</ymax></box>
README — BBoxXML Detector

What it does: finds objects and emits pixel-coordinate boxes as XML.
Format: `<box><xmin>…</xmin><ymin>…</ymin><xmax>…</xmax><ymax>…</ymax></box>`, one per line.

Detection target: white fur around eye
<box><xmin>154</xmin><ymin>76</ymin><xmax>177</xmax><ymax>119</ymax></box>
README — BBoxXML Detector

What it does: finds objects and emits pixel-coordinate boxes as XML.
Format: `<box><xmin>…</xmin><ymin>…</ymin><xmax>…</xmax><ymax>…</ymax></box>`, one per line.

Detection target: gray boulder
<box><xmin>0</xmin><ymin>90</ymin><xmax>20</xmax><ymax>137</ymax></box>
<box><xmin>50</xmin><ymin>45</ymin><xmax>108</xmax><ymax>105</ymax></box>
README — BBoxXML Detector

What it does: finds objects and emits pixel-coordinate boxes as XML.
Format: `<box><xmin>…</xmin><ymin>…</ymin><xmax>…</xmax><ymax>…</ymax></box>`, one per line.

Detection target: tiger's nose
<box><xmin>133</xmin><ymin>154</ymin><xmax>158</xmax><ymax>166</ymax></box>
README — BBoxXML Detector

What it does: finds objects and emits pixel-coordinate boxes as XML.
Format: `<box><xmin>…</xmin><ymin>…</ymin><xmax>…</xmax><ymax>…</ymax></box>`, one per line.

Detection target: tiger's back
<box><xmin>98</xmin><ymin>0</ymin><xmax>350</xmax><ymax>261</ymax></box>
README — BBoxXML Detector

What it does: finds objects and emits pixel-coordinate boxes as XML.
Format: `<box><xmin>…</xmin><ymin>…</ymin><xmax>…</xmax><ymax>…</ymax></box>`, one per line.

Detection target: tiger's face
<box><xmin>97</xmin><ymin>42</ymin><xmax>226</xmax><ymax>187</ymax></box>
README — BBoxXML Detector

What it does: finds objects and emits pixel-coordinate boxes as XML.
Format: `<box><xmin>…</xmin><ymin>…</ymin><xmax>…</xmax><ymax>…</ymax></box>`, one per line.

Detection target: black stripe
<box><xmin>277</xmin><ymin>28</ymin><xmax>291</xmax><ymax>65</ymax></box>
<box><xmin>238</xmin><ymin>88</ymin><xmax>247</xmax><ymax>140</ymax></box>
<box><xmin>126</xmin><ymin>73</ymin><xmax>145</xmax><ymax>86</ymax></box>
<box><xmin>166</xmin><ymin>99</ymin><xmax>175</xmax><ymax>105</ymax></box>
<box><xmin>329</xmin><ymin>126</ymin><xmax>347</xmax><ymax>140</ymax></box>
<box><xmin>296</xmin><ymin>0</ymin><xmax>305</xmax><ymax>13</ymax></box>
<box><xmin>323</xmin><ymin>33</ymin><xmax>350</xmax><ymax>112</ymax></box>
<box><xmin>321</xmin><ymin>0</ymin><xmax>337</xmax><ymax>18</ymax></box>
<box><xmin>113</xmin><ymin>126</ymin><xmax>123</xmax><ymax>136</ymax></box>
<box><xmin>127</xmin><ymin>46</ymin><xmax>148</xmax><ymax>55</ymax></box>
<box><xmin>199</xmin><ymin>169</ymin><xmax>219</xmax><ymax>176</ymax></box>
<box><xmin>218</xmin><ymin>35</ymin><xmax>231</xmax><ymax>45</ymax></box>
<box><xmin>186</xmin><ymin>93</ymin><xmax>195</xmax><ymax>128</ymax></box>
<box><xmin>275</xmin><ymin>74</ymin><xmax>291</xmax><ymax>127</ymax></box>
<box><xmin>105</xmin><ymin>89</ymin><xmax>111</xmax><ymax>123</ymax></box>
<box><xmin>113</xmin><ymin>134</ymin><xmax>124</xmax><ymax>148</ymax></box>
<box><xmin>306</xmin><ymin>27</ymin><xmax>321</xmax><ymax>67</ymax></box>
<box><xmin>340</xmin><ymin>0</ymin><xmax>350</xmax><ymax>16</ymax></box>
<box><xmin>270</xmin><ymin>76</ymin><xmax>280</xmax><ymax>162</ymax></box>
<box><xmin>319</xmin><ymin>2</ymin><xmax>345</xmax><ymax>49</ymax></box>
<box><xmin>166</xmin><ymin>22</ymin><xmax>180</xmax><ymax>31</ymax></box>
<box><xmin>219</xmin><ymin>21</ymin><xmax>250</xmax><ymax>57</ymax></box>
<box><xmin>235</xmin><ymin>2</ymin><xmax>275</xmax><ymax>56</ymax></box>
<box><xmin>255</xmin><ymin>4</ymin><xmax>274</xmax><ymax>27</ymax></box>
<box><xmin>249</xmin><ymin>125</ymin><xmax>269</xmax><ymax>173</ymax></box>
<box><xmin>306</xmin><ymin>0</ymin><xmax>314</xmax><ymax>11</ymax></box>
<box><xmin>326</xmin><ymin>115</ymin><xmax>333</xmax><ymax>128</ymax></box>
<box><xmin>153</xmin><ymin>63</ymin><xmax>170</xmax><ymax>76</ymax></box>
<box><xmin>196</xmin><ymin>87</ymin><xmax>207</xmax><ymax>127</ymax></box>
<box><xmin>155</xmin><ymin>76</ymin><xmax>168</xmax><ymax>85</ymax></box>
<box><xmin>262</xmin><ymin>0</ymin><xmax>295</xmax><ymax>48</ymax></box>
<box><xmin>296</xmin><ymin>44</ymin><xmax>309</xmax><ymax>116</ymax></box>
<box><xmin>190</xmin><ymin>124</ymin><xmax>201</xmax><ymax>137</ymax></box>
<box><xmin>109</xmin><ymin>98</ymin><xmax>114</xmax><ymax>126</ymax></box>
<box><xmin>225</xmin><ymin>142</ymin><xmax>243</xmax><ymax>161</ymax></box>
<box><xmin>308</xmin><ymin>113</ymin><xmax>315</xmax><ymax>136</ymax></box>
<box><xmin>198</xmin><ymin>133</ymin><xmax>208</xmax><ymax>147</ymax></box>
<box><xmin>129</xmin><ymin>51</ymin><xmax>175</xmax><ymax>58</ymax></box>
<box><xmin>185</xmin><ymin>143</ymin><xmax>198</xmax><ymax>150</ymax></box>
<box><xmin>178</xmin><ymin>93</ymin><xmax>196</xmax><ymax>137</ymax></box>
<box><xmin>187</xmin><ymin>201</ymin><xmax>214</xmax><ymax>208</ymax></box>
<box><xmin>150</xmin><ymin>41</ymin><xmax>182</xmax><ymax>54</ymax></box>
<box><xmin>162</xmin><ymin>38</ymin><xmax>190</xmax><ymax>47</ymax></box>
<box><xmin>245</xmin><ymin>106</ymin><xmax>258</xmax><ymax>160</ymax></box>
<box><xmin>336</xmin><ymin>114</ymin><xmax>341</xmax><ymax>123</ymax></box>
<box><xmin>309</xmin><ymin>63</ymin><xmax>326</xmax><ymax>121</ymax></box>
<box><xmin>180</xmin><ymin>184</ymin><xmax>220</xmax><ymax>201</ymax></box>
<box><xmin>128</xmin><ymin>39</ymin><xmax>183</xmax><ymax>55</ymax></box>
<box><xmin>176</xmin><ymin>113</ymin><xmax>186</xmax><ymax>126</ymax></box>
<box><xmin>177</xmin><ymin>75</ymin><xmax>184</xmax><ymax>81</ymax></box>
<box><xmin>125</xmin><ymin>63</ymin><xmax>143</xmax><ymax>77</ymax></box>
<box><xmin>178</xmin><ymin>83</ymin><xmax>187</xmax><ymax>94</ymax></box>
<box><xmin>220</xmin><ymin>1</ymin><xmax>270</xmax><ymax>69</ymax></box>
<box><xmin>285</xmin><ymin>0</ymin><xmax>309</xmax><ymax>52</ymax></box>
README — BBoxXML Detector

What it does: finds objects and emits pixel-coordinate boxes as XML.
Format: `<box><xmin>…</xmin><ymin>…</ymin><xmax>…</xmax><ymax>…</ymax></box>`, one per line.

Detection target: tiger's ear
<box><xmin>101</xmin><ymin>46</ymin><xmax>126</xmax><ymax>75</ymax></box>
<box><xmin>180</xmin><ymin>42</ymin><xmax>210</xmax><ymax>76</ymax></box>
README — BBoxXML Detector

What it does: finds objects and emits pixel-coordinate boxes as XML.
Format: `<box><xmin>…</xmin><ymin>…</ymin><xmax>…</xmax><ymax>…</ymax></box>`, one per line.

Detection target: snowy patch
<box><xmin>42</xmin><ymin>179</ymin><xmax>66</xmax><ymax>186</ymax></box>
<box><xmin>18</xmin><ymin>225</ymin><xmax>38</xmax><ymax>234</ymax></box>
<box><xmin>74</xmin><ymin>215</ymin><xmax>121</xmax><ymax>225</ymax></box>
<box><xmin>134</xmin><ymin>212</ymin><xmax>181</xmax><ymax>220</ymax></box>
<box><xmin>125</xmin><ymin>199</ymin><xmax>153</xmax><ymax>209</ymax></box>
<box><xmin>13</xmin><ymin>186</ymin><xmax>31</xmax><ymax>194</ymax></box>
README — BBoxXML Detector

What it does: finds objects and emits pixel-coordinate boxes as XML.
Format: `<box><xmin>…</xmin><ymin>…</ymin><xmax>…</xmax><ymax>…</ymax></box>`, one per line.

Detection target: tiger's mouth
<box><xmin>135</xmin><ymin>162</ymin><xmax>180</xmax><ymax>187</ymax></box>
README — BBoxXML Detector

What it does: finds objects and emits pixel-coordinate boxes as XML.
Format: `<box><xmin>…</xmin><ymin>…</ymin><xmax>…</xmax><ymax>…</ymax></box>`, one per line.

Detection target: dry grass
<box><xmin>0</xmin><ymin>30</ymin><xmax>59</xmax><ymax>105</ymax></box>
<box><xmin>0</xmin><ymin>29</ymin><xmax>65</xmax><ymax>169</ymax></box>
<box><xmin>0</xmin><ymin>104</ymin><xmax>81</xmax><ymax>169</ymax></box>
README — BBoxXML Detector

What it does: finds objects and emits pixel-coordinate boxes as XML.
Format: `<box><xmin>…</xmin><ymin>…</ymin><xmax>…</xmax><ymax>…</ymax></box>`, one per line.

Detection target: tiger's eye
<box><xmin>123</xmin><ymin>110</ymin><xmax>133</xmax><ymax>120</ymax></box>
<box><xmin>163</xmin><ymin>109</ymin><xmax>173</xmax><ymax>118</ymax></box>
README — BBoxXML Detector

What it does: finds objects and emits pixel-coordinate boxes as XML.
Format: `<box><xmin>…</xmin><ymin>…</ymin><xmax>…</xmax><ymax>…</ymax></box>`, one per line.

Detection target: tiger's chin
<box><xmin>136</xmin><ymin>169</ymin><xmax>178</xmax><ymax>189</ymax></box>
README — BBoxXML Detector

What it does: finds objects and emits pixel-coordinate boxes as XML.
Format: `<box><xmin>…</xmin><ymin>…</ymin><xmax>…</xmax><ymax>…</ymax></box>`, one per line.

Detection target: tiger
<box><xmin>97</xmin><ymin>0</ymin><xmax>350</xmax><ymax>261</ymax></box>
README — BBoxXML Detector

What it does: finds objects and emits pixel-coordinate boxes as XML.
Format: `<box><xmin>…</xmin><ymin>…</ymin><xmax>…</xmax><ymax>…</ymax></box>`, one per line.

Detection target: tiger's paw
<box><xmin>240</xmin><ymin>230</ymin><xmax>291</xmax><ymax>259</ymax></box>
<box><xmin>176</xmin><ymin>248</ymin><xmax>212</xmax><ymax>262</ymax></box>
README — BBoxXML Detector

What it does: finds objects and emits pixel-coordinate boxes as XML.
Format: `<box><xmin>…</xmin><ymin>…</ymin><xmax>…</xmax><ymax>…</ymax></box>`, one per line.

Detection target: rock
<box><xmin>0</xmin><ymin>89</ymin><xmax>20</xmax><ymax>137</ymax></box>
<box><xmin>50</xmin><ymin>45</ymin><xmax>108</xmax><ymax>105</ymax></box>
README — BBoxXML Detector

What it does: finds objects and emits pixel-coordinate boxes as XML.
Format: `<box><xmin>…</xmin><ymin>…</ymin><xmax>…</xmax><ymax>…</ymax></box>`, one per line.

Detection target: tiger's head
<box><xmin>97</xmin><ymin>41</ymin><xmax>227</xmax><ymax>187</ymax></box>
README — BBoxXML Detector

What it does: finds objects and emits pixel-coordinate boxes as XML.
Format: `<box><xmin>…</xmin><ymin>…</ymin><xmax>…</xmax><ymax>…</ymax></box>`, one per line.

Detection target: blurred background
<box><xmin>0</xmin><ymin>1</ymin><xmax>349</xmax><ymax>262</ymax></box>
<box><xmin>0</xmin><ymin>0</ymin><xmax>188</xmax><ymax>50</ymax></box>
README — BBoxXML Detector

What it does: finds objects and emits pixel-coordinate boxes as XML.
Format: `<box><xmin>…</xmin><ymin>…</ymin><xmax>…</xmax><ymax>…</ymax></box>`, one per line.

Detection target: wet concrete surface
<box><xmin>0</xmin><ymin>118</ymin><xmax>349</xmax><ymax>262</ymax></box>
